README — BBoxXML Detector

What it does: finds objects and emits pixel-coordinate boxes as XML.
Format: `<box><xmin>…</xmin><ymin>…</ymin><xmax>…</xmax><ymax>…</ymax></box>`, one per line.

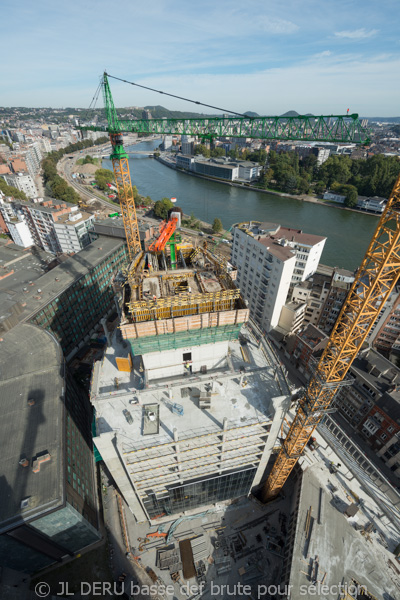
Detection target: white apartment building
<box><xmin>0</xmin><ymin>197</ymin><xmax>94</xmax><ymax>255</ymax></box>
<box><xmin>5</xmin><ymin>217</ymin><xmax>34</xmax><ymax>248</ymax></box>
<box><xmin>24</xmin><ymin>142</ymin><xmax>43</xmax><ymax>179</ymax></box>
<box><xmin>39</xmin><ymin>137</ymin><xmax>52</xmax><ymax>153</ymax></box>
<box><xmin>232</xmin><ymin>223</ymin><xmax>296</xmax><ymax>331</ymax></box>
<box><xmin>54</xmin><ymin>211</ymin><xmax>95</xmax><ymax>254</ymax></box>
<box><xmin>1</xmin><ymin>172</ymin><xmax>38</xmax><ymax>198</ymax></box>
<box><xmin>231</xmin><ymin>222</ymin><xmax>326</xmax><ymax>332</ymax></box>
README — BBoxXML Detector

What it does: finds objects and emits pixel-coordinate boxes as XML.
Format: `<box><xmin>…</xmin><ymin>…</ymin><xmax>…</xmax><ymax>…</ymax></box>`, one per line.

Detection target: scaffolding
<box><xmin>128</xmin><ymin>323</ymin><xmax>242</xmax><ymax>355</ymax></box>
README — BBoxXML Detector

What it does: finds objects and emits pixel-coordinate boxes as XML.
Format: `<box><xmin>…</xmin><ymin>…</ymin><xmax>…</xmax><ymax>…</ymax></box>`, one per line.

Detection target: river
<box><xmin>103</xmin><ymin>138</ymin><xmax>379</xmax><ymax>271</ymax></box>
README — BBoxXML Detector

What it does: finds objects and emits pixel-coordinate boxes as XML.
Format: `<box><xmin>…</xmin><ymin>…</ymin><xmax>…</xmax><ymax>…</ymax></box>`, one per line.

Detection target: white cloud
<box><xmin>130</xmin><ymin>54</ymin><xmax>400</xmax><ymax>117</ymax></box>
<box><xmin>256</xmin><ymin>16</ymin><xmax>299</xmax><ymax>34</ymax></box>
<box><xmin>334</xmin><ymin>28</ymin><xmax>379</xmax><ymax>40</ymax></box>
<box><xmin>313</xmin><ymin>50</ymin><xmax>332</xmax><ymax>58</ymax></box>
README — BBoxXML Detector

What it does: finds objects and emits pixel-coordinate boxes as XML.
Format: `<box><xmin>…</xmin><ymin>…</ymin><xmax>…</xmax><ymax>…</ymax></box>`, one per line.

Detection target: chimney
<box><xmin>19</xmin><ymin>458</ymin><xmax>29</xmax><ymax>468</ymax></box>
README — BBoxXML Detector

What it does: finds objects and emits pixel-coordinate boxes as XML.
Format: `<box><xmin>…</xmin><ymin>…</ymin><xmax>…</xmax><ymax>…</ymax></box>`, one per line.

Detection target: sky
<box><xmin>2</xmin><ymin>0</ymin><xmax>400</xmax><ymax>116</ymax></box>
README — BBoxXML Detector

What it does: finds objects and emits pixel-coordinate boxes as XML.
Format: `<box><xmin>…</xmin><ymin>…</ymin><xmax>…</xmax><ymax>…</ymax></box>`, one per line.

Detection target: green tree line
<box><xmin>262</xmin><ymin>151</ymin><xmax>400</xmax><ymax>203</ymax></box>
<box><xmin>41</xmin><ymin>137</ymin><xmax>108</xmax><ymax>204</ymax></box>
<box><xmin>0</xmin><ymin>178</ymin><xmax>28</xmax><ymax>200</ymax></box>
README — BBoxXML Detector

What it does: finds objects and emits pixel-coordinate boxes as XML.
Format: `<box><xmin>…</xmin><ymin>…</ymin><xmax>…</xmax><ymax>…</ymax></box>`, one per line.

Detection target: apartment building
<box><xmin>0</xmin><ymin>172</ymin><xmax>38</xmax><ymax>198</ymax></box>
<box><xmin>368</xmin><ymin>289</ymin><xmax>400</xmax><ymax>356</ymax></box>
<box><xmin>290</xmin><ymin>265</ymin><xmax>354</xmax><ymax>332</ymax></box>
<box><xmin>286</xmin><ymin>323</ymin><xmax>328</xmax><ymax>379</ymax></box>
<box><xmin>335</xmin><ymin>348</ymin><xmax>400</xmax><ymax>464</ymax></box>
<box><xmin>231</xmin><ymin>222</ymin><xmax>326</xmax><ymax>332</ymax></box>
<box><xmin>4</xmin><ymin>217</ymin><xmax>33</xmax><ymax>248</ymax></box>
<box><xmin>24</xmin><ymin>142</ymin><xmax>43</xmax><ymax>178</ymax></box>
<box><xmin>0</xmin><ymin>197</ymin><xmax>95</xmax><ymax>254</ymax></box>
<box><xmin>54</xmin><ymin>210</ymin><xmax>95</xmax><ymax>254</ymax></box>
<box><xmin>317</xmin><ymin>268</ymin><xmax>354</xmax><ymax>333</ymax></box>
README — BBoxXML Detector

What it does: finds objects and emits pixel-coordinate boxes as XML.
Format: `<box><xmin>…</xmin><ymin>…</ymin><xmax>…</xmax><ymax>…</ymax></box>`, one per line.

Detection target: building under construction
<box><xmin>91</xmin><ymin>223</ymin><xmax>290</xmax><ymax>523</ymax></box>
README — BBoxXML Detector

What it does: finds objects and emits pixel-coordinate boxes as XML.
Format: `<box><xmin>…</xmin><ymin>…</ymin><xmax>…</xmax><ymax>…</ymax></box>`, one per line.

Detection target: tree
<box><xmin>153</xmin><ymin>198</ymin><xmax>174</xmax><ymax>219</ymax></box>
<box><xmin>210</xmin><ymin>147</ymin><xmax>225</xmax><ymax>158</ymax></box>
<box><xmin>283</xmin><ymin>174</ymin><xmax>298</xmax><ymax>194</ymax></box>
<box><xmin>297</xmin><ymin>177</ymin><xmax>310</xmax><ymax>195</ymax></box>
<box><xmin>95</xmin><ymin>168</ymin><xmax>114</xmax><ymax>190</ymax></box>
<box><xmin>212</xmin><ymin>218</ymin><xmax>223</xmax><ymax>233</ymax></box>
<box><xmin>314</xmin><ymin>180</ymin><xmax>326</xmax><ymax>195</ymax></box>
<box><xmin>342</xmin><ymin>184</ymin><xmax>358</xmax><ymax>207</ymax></box>
<box><xmin>194</xmin><ymin>144</ymin><xmax>210</xmax><ymax>158</ymax></box>
<box><xmin>0</xmin><ymin>178</ymin><xmax>27</xmax><ymax>200</ymax></box>
<box><xmin>318</xmin><ymin>155</ymin><xmax>351</xmax><ymax>186</ymax></box>
<box><xmin>262</xmin><ymin>168</ymin><xmax>274</xmax><ymax>189</ymax></box>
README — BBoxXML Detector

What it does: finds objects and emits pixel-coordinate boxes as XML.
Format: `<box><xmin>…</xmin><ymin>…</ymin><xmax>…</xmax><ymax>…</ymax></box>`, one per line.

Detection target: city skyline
<box><xmin>2</xmin><ymin>0</ymin><xmax>400</xmax><ymax>116</ymax></box>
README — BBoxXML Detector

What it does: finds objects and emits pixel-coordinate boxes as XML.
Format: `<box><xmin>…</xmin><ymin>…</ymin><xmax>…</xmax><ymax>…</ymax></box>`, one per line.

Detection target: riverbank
<box><xmin>155</xmin><ymin>155</ymin><xmax>381</xmax><ymax>218</ymax></box>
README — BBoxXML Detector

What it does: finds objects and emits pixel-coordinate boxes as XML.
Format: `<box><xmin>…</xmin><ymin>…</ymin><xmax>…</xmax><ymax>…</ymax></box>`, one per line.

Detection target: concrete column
<box><xmin>100</xmin><ymin>317</ymin><xmax>111</xmax><ymax>345</ymax></box>
<box><xmin>94</xmin><ymin>432</ymin><xmax>148</xmax><ymax>522</ymax></box>
<box><xmin>174</xmin><ymin>428</ymin><xmax>182</xmax><ymax>479</ymax></box>
<box><xmin>114</xmin><ymin>295</ymin><xmax>121</xmax><ymax>318</ymax></box>
<box><xmin>219</xmin><ymin>417</ymin><xmax>228</xmax><ymax>474</ymax></box>
<box><xmin>252</xmin><ymin>394</ymin><xmax>291</xmax><ymax>489</ymax></box>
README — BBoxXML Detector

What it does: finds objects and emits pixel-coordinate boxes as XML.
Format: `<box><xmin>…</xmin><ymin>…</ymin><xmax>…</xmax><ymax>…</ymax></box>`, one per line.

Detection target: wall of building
<box><xmin>142</xmin><ymin>340</ymin><xmax>229</xmax><ymax>380</ymax></box>
<box><xmin>30</xmin><ymin>242</ymin><xmax>128</xmax><ymax>358</ymax></box>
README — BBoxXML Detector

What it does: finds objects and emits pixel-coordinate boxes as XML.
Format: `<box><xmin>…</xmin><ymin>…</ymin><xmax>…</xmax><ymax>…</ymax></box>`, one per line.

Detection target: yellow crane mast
<box><xmin>262</xmin><ymin>173</ymin><xmax>400</xmax><ymax>500</ymax></box>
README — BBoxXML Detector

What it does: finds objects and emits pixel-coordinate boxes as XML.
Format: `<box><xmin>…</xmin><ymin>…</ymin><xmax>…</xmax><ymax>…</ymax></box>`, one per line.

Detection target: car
<box><xmin>123</xmin><ymin>409</ymin><xmax>133</xmax><ymax>425</ymax></box>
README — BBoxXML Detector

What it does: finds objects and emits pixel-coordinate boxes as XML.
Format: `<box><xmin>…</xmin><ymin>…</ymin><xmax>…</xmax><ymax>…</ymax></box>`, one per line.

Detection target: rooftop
<box><xmin>0</xmin><ymin>235</ymin><xmax>126</xmax><ymax>334</ymax></box>
<box><xmin>54</xmin><ymin>210</ymin><xmax>93</xmax><ymax>225</ymax></box>
<box><xmin>289</xmin><ymin>467</ymin><xmax>398</xmax><ymax>600</ymax></box>
<box><xmin>15</xmin><ymin>197</ymin><xmax>77</xmax><ymax>216</ymax></box>
<box><xmin>236</xmin><ymin>222</ymin><xmax>326</xmax><ymax>247</ymax></box>
<box><xmin>91</xmin><ymin>324</ymin><xmax>283</xmax><ymax>449</ymax></box>
<box><xmin>0</xmin><ymin>323</ymin><xmax>64</xmax><ymax>532</ymax></box>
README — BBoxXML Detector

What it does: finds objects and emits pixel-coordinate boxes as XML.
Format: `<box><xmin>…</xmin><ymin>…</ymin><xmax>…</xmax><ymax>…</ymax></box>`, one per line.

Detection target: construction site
<box><xmin>83</xmin><ymin>73</ymin><xmax>400</xmax><ymax>600</ymax></box>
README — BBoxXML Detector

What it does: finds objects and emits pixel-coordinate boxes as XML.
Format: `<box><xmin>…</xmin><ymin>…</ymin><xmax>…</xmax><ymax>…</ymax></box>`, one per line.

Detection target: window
<box><xmin>183</xmin><ymin>352</ymin><xmax>192</xmax><ymax>362</ymax></box>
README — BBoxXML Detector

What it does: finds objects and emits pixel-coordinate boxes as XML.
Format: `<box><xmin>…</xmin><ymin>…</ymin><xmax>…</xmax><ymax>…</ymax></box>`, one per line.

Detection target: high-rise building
<box><xmin>0</xmin><ymin>236</ymin><xmax>128</xmax><ymax>360</ymax></box>
<box><xmin>4</xmin><ymin>216</ymin><xmax>34</xmax><ymax>248</ymax></box>
<box><xmin>53</xmin><ymin>210</ymin><xmax>95</xmax><ymax>254</ymax></box>
<box><xmin>181</xmin><ymin>135</ymin><xmax>195</xmax><ymax>155</ymax></box>
<box><xmin>0</xmin><ymin>172</ymin><xmax>38</xmax><ymax>198</ymax></box>
<box><xmin>91</xmin><ymin>244</ymin><xmax>289</xmax><ymax>522</ymax></box>
<box><xmin>231</xmin><ymin>222</ymin><xmax>326</xmax><ymax>332</ymax></box>
<box><xmin>0</xmin><ymin>197</ymin><xmax>95</xmax><ymax>254</ymax></box>
<box><xmin>0</xmin><ymin>323</ymin><xmax>100</xmax><ymax>573</ymax></box>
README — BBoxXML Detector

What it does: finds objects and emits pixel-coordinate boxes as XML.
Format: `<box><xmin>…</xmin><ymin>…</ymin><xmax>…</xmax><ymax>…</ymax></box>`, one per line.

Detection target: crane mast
<box><xmin>262</xmin><ymin>173</ymin><xmax>400</xmax><ymax>500</ymax></box>
<box><xmin>102</xmin><ymin>73</ymin><xmax>141</xmax><ymax>260</ymax></box>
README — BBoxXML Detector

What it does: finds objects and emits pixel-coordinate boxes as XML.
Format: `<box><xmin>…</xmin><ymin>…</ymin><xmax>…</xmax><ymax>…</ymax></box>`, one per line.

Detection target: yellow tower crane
<box><xmin>262</xmin><ymin>173</ymin><xmax>400</xmax><ymax>500</ymax></box>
